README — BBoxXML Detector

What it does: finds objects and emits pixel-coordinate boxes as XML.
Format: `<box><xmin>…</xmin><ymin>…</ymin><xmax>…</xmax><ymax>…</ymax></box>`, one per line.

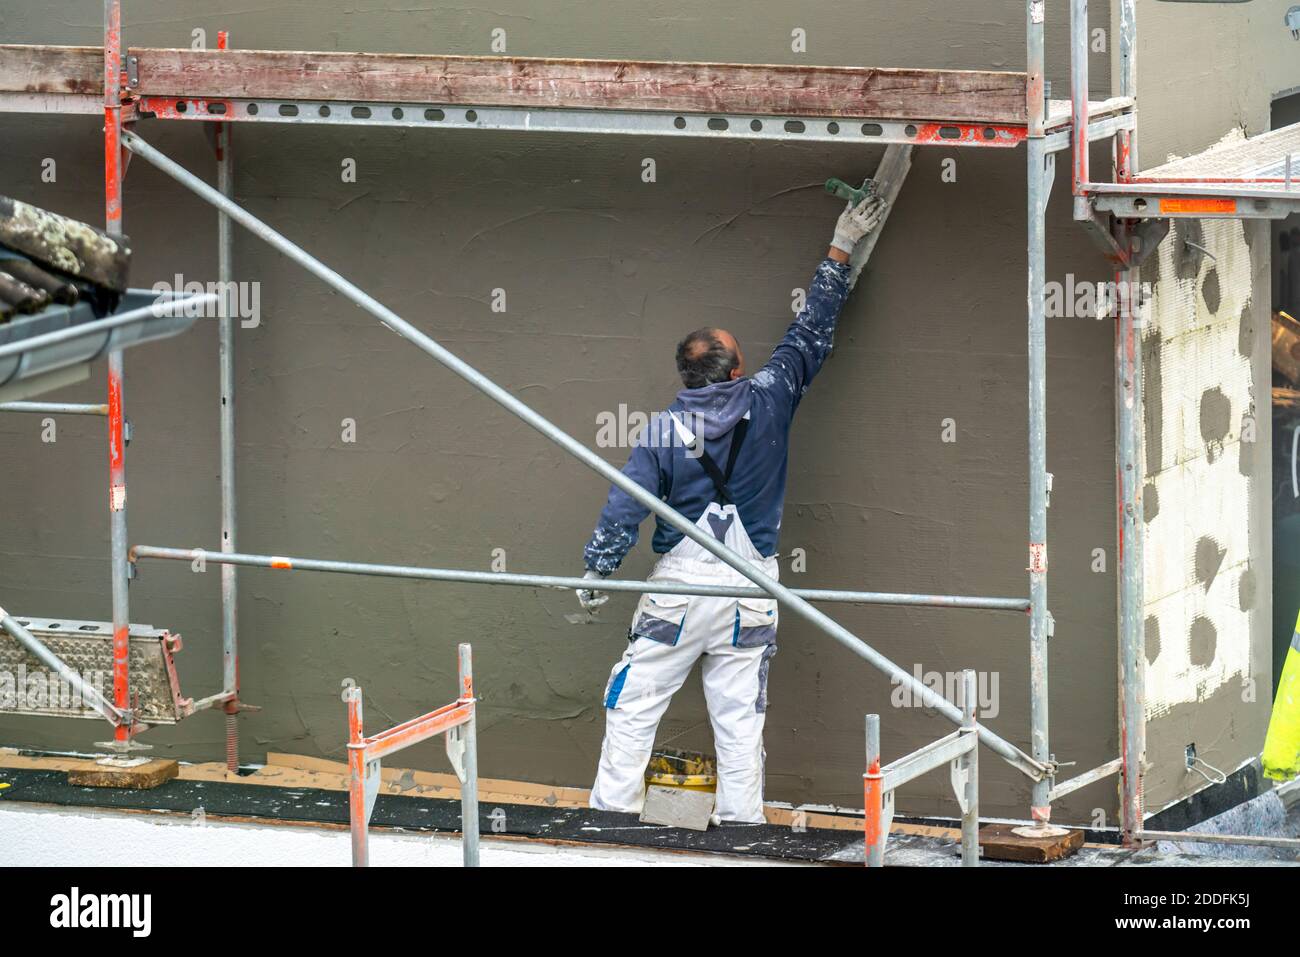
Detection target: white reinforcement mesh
<box><xmin>1142</xmin><ymin>214</ymin><xmax>1257</xmax><ymax>719</ymax></box>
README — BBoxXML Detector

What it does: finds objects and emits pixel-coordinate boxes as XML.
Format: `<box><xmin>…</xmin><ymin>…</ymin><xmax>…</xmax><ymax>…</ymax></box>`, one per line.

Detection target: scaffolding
<box><xmin>1</xmin><ymin>0</ymin><xmax>1298</xmax><ymax>861</ymax></box>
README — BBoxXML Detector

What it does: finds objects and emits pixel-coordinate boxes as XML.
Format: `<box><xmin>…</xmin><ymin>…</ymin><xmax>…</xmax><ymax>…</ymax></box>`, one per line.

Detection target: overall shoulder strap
<box><xmin>670</xmin><ymin>412</ymin><xmax>750</xmax><ymax>504</ymax></box>
<box><xmin>723</xmin><ymin>416</ymin><xmax>750</xmax><ymax>482</ymax></box>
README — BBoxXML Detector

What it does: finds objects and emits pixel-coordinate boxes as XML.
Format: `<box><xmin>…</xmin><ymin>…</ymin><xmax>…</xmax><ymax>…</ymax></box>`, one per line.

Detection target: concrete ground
<box><xmin>0</xmin><ymin>802</ymin><xmax>806</xmax><ymax>867</ymax></box>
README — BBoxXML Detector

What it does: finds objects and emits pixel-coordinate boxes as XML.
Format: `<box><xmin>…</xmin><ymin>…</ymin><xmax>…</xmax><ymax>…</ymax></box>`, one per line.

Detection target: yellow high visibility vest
<box><xmin>1263</xmin><ymin>611</ymin><xmax>1300</xmax><ymax>781</ymax></box>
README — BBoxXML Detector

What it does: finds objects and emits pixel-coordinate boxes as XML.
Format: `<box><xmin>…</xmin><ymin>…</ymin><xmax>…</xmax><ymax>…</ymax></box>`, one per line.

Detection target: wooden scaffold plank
<box><xmin>0</xmin><ymin>44</ymin><xmax>1029</xmax><ymax>123</ymax></box>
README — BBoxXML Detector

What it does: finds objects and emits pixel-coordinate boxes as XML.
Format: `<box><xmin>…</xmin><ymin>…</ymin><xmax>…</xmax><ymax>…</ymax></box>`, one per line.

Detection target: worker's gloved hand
<box><xmin>576</xmin><ymin>569</ymin><xmax>610</xmax><ymax>612</ymax></box>
<box><xmin>830</xmin><ymin>196</ymin><xmax>889</xmax><ymax>255</ymax></box>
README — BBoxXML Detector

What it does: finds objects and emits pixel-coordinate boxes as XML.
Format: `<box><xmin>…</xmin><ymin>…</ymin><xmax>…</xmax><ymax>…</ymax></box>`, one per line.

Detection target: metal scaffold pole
<box><xmin>129</xmin><ymin>545</ymin><xmax>1030</xmax><ymax>611</ymax></box>
<box><xmin>1116</xmin><ymin>257</ymin><xmax>1146</xmax><ymax>844</ymax></box>
<box><xmin>457</xmin><ymin>643</ymin><xmax>480</xmax><ymax>867</ymax></box>
<box><xmin>1026</xmin><ymin>0</ymin><xmax>1055</xmax><ymax>822</ymax></box>
<box><xmin>1114</xmin><ymin>0</ymin><xmax>1147</xmax><ymax>846</ymax></box>
<box><xmin>214</xmin><ymin>29</ymin><xmax>241</xmax><ymax>771</ymax></box>
<box><xmin>103</xmin><ymin>0</ymin><xmax>134</xmax><ymax>750</ymax></box>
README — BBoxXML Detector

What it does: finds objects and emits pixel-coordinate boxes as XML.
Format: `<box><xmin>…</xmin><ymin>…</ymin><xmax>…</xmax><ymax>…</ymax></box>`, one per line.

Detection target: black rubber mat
<box><xmin>0</xmin><ymin>767</ymin><xmax>862</xmax><ymax>863</ymax></box>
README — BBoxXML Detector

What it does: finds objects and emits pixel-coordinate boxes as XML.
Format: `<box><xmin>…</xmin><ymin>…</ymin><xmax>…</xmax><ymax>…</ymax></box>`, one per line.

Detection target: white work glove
<box><xmin>830</xmin><ymin>196</ymin><xmax>888</xmax><ymax>255</ymax></box>
<box><xmin>576</xmin><ymin>569</ymin><xmax>610</xmax><ymax>612</ymax></box>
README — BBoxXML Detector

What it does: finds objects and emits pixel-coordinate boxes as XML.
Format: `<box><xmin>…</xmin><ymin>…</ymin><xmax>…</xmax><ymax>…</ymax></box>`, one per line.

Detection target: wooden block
<box><xmin>978</xmin><ymin>822</ymin><xmax>1084</xmax><ymax>863</ymax></box>
<box><xmin>67</xmin><ymin>759</ymin><xmax>179</xmax><ymax>790</ymax></box>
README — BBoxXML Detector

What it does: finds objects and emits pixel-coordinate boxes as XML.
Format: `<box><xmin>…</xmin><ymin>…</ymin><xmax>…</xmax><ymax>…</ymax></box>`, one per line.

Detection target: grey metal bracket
<box><xmin>880</xmin><ymin>789</ymin><xmax>896</xmax><ymax>855</ymax></box>
<box><xmin>362</xmin><ymin>757</ymin><xmax>382</xmax><ymax>825</ymax></box>
<box><xmin>445</xmin><ymin>723</ymin><xmax>468</xmax><ymax>784</ymax></box>
<box><xmin>119</xmin><ymin>54</ymin><xmax>139</xmax><ymax>90</ymax></box>
<box><xmin>950</xmin><ymin>751</ymin><xmax>973</xmax><ymax>815</ymax></box>
<box><xmin>1131</xmin><ymin>218</ymin><xmax>1171</xmax><ymax>268</ymax></box>
<box><xmin>1042</xmin><ymin>151</ymin><xmax>1057</xmax><ymax>209</ymax></box>
<box><xmin>1079</xmin><ymin>208</ymin><xmax>1132</xmax><ymax>266</ymax></box>
<box><xmin>1077</xmin><ymin>203</ymin><xmax>1169</xmax><ymax>270</ymax></box>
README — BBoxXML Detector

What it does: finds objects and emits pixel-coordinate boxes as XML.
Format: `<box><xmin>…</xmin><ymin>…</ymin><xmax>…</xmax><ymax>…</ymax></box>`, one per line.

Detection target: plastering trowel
<box><xmin>824</xmin><ymin>175</ymin><xmax>879</xmax><ymax>207</ymax></box>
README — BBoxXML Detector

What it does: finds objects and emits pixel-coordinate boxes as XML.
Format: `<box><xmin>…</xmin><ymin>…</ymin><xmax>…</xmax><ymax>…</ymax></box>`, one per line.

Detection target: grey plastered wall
<box><xmin>1114</xmin><ymin>0</ymin><xmax>1300</xmax><ymax>815</ymax></box>
<box><xmin>0</xmin><ymin>0</ymin><xmax>1222</xmax><ymax>823</ymax></box>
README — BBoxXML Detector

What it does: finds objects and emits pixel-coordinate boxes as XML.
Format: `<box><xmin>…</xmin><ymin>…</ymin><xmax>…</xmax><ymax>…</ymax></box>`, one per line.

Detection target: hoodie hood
<box><xmin>674</xmin><ymin>377</ymin><xmax>753</xmax><ymax>440</ymax></box>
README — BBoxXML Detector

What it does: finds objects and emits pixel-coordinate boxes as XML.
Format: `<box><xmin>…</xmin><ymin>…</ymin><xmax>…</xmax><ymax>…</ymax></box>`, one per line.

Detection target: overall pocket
<box><xmin>630</xmin><ymin>591</ymin><xmax>691</xmax><ymax>645</ymax></box>
<box><xmin>735</xmin><ymin>596</ymin><xmax>778</xmax><ymax>648</ymax></box>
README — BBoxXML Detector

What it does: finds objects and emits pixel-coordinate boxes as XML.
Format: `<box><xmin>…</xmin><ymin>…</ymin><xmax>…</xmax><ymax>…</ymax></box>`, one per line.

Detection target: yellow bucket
<box><xmin>646</xmin><ymin>748</ymin><xmax>717</xmax><ymax>792</ymax></box>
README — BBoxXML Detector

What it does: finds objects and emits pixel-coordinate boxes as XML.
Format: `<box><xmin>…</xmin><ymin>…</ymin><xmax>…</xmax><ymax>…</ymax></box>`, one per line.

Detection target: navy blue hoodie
<box><xmin>583</xmin><ymin>257</ymin><xmax>851</xmax><ymax>575</ymax></box>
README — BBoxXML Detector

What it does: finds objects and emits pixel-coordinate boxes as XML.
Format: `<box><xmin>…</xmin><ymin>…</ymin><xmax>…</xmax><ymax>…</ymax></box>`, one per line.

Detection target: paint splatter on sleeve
<box><xmin>753</xmin><ymin>257</ymin><xmax>851</xmax><ymax>413</ymax></box>
<box><xmin>583</xmin><ymin>431</ymin><xmax>665</xmax><ymax>576</ymax></box>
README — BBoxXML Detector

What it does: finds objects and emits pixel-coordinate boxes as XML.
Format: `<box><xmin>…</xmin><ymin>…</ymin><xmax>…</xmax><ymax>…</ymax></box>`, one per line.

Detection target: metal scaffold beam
<box><xmin>129</xmin><ymin>545</ymin><xmax>1031</xmax><ymax>611</ymax></box>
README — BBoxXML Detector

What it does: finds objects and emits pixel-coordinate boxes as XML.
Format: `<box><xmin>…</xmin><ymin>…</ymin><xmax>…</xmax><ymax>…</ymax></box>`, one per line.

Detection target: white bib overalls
<box><xmin>590</xmin><ymin>412</ymin><xmax>779</xmax><ymax>823</ymax></box>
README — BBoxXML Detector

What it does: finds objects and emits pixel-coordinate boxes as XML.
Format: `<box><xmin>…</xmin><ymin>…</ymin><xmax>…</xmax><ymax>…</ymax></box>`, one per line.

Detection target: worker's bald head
<box><xmin>676</xmin><ymin>328</ymin><xmax>745</xmax><ymax>389</ymax></box>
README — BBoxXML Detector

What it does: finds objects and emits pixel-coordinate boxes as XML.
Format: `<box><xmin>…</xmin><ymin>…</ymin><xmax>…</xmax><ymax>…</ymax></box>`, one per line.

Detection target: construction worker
<box><xmin>577</xmin><ymin>194</ymin><xmax>888</xmax><ymax>823</ymax></box>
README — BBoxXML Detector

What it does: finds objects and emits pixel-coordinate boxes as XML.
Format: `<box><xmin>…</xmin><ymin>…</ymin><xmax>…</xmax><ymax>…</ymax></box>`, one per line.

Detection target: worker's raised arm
<box><xmin>754</xmin><ymin>196</ymin><xmax>886</xmax><ymax>410</ymax></box>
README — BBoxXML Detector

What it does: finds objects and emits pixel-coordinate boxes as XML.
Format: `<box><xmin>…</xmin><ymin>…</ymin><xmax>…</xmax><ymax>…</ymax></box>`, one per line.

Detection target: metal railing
<box><xmin>345</xmin><ymin>643</ymin><xmax>479</xmax><ymax>867</ymax></box>
<box><xmin>864</xmin><ymin>669</ymin><xmax>980</xmax><ymax>867</ymax></box>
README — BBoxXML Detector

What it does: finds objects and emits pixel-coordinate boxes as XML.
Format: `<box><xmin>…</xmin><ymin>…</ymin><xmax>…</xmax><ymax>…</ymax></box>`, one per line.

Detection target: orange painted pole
<box><xmin>346</xmin><ymin>685</ymin><xmax>368</xmax><ymax>867</ymax></box>
<box><xmin>103</xmin><ymin>0</ymin><xmax>132</xmax><ymax>747</ymax></box>
<box><xmin>864</xmin><ymin>713</ymin><xmax>884</xmax><ymax>866</ymax></box>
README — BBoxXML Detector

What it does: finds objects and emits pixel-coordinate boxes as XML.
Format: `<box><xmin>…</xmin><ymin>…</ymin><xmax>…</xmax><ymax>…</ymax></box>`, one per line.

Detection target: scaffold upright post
<box><xmin>959</xmin><ymin>669</ymin><xmax>980</xmax><ymax>867</ymax></box>
<box><xmin>103</xmin><ymin>0</ymin><xmax>133</xmax><ymax>749</ymax></box>
<box><xmin>215</xmin><ymin>28</ymin><xmax>241</xmax><ymax>771</ymax></box>
<box><xmin>1113</xmin><ymin>0</ymin><xmax>1147</xmax><ymax>850</ymax></box>
<box><xmin>1026</xmin><ymin>0</ymin><xmax>1055</xmax><ymax>823</ymax></box>
<box><xmin>864</xmin><ymin>713</ymin><xmax>884</xmax><ymax>867</ymax></box>
<box><xmin>457</xmin><ymin>643</ymin><xmax>480</xmax><ymax>867</ymax></box>
<box><xmin>345</xmin><ymin>684</ymin><xmax>369</xmax><ymax>867</ymax></box>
